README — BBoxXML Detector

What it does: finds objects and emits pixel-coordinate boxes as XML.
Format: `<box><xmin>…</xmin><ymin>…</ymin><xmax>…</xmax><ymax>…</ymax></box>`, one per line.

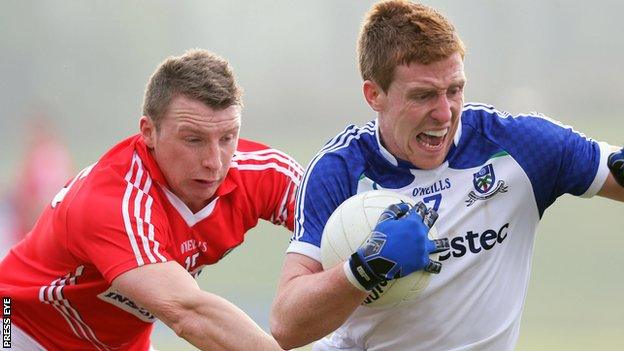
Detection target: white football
<box><xmin>320</xmin><ymin>190</ymin><xmax>441</xmax><ymax>308</ymax></box>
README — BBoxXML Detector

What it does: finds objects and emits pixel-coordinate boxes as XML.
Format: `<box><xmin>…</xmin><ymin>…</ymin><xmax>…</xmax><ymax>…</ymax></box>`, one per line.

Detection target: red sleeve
<box><xmin>68</xmin><ymin>163</ymin><xmax>172</xmax><ymax>284</ymax></box>
<box><xmin>234</xmin><ymin>140</ymin><xmax>303</xmax><ymax>231</ymax></box>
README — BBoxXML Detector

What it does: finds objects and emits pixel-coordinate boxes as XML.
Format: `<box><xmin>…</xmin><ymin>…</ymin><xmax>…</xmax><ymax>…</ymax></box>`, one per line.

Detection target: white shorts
<box><xmin>312</xmin><ymin>336</ymin><xmax>364</xmax><ymax>351</ymax></box>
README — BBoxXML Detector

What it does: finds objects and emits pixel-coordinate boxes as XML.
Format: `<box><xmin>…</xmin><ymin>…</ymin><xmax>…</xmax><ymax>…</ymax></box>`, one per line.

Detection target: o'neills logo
<box><xmin>97</xmin><ymin>288</ymin><xmax>156</xmax><ymax>323</ymax></box>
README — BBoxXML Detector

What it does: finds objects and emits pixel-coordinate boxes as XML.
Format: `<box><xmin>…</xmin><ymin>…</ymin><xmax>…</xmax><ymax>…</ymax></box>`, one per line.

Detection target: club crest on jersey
<box><xmin>466</xmin><ymin>164</ymin><xmax>508</xmax><ymax>206</ymax></box>
<box><xmin>473</xmin><ymin>164</ymin><xmax>496</xmax><ymax>193</ymax></box>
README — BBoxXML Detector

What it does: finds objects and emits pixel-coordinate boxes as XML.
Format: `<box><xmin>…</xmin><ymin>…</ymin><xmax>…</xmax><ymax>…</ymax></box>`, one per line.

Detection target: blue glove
<box><xmin>608</xmin><ymin>147</ymin><xmax>624</xmax><ymax>187</ymax></box>
<box><xmin>347</xmin><ymin>202</ymin><xmax>450</xmax><ymax>291</ymax></box>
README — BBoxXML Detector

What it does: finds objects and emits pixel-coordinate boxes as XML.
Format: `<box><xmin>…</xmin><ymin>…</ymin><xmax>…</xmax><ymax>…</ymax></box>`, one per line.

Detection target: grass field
<box><xmin>150</xmin><ymin>118</ymin><xmax>623</xmax><ymax>350</ymax></box>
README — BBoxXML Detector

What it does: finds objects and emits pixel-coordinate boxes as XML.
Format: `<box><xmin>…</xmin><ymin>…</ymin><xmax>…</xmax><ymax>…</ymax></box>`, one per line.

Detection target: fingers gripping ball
<box><xmin>359</xmin><ymin>202</ymin><xmax>446</xmax><ymax>279</ymax></box>
<box><xmin>608</xmin><ymin>147</ymin><xmax>624</xmax><ymax>187</ymax></box>
<box><xmin>320</xmin><ymin>190</ymin><xmax>449</xmax><ymax>308</ymax></box>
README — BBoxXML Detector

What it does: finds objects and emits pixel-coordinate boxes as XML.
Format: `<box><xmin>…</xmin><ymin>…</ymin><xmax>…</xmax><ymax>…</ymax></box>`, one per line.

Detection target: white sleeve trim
<box><xmin>286</xmin><ymin>240</ymin><xmax>322</xmax><ymax>263</ymax></box>
<box><xmin>581</xmin><ymin>141</ymin><xmax>612</xmax><ymax>198</ymax></box>
<box><xmin>343</xmin><ymin>261</ymin><xmax>368</xmax><ymax>292</ymax></box>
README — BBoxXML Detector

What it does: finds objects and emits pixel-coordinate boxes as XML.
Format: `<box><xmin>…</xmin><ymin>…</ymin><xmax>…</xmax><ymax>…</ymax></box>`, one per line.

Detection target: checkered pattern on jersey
<box><xmin>455</xmin><ymin>104</ymin><xmax>600</xmax><ymax>217</ymax></box>
<box><xmin>364</xmin><ymin>153</ymin><xmax>417</xmax><ymax>190</ymax></box>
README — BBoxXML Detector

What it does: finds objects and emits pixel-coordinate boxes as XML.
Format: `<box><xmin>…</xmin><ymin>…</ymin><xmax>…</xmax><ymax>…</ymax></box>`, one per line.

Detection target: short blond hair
<box><xmin>142</xmin><ymin>49</ymin><xmax>242</xmax><ymax>126</ymax></box>
<box><xmin>358</xmin><ymin>0</ymin><xmax>465</xmax><ymax>92</ymax></box>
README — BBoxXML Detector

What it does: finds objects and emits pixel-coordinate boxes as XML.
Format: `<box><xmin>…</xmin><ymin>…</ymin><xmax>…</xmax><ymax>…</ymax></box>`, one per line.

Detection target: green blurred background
<box><xmin>1</xmin><ymin>1</ymin><xmax>622</xmax><ymax>350</ymax></box>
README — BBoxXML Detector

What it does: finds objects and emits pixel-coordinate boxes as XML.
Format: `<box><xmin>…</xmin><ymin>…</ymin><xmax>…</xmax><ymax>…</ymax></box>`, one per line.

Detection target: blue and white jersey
<box><xmin>287</xmin><ymin>103</ymin><xmax>611</xmax><ymax>351</ymax></box>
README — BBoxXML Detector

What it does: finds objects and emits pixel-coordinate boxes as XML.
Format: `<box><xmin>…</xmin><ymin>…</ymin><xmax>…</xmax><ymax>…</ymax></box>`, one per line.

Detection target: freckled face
<box><xmin>372</xmin><ymin>53</ymin><xmax>466</xmax><ymax>169</ymax></box>
<box><xmin>140</xmin><ymin>95</ymin><xmax>240</xmax><ymax>213</ymax></box>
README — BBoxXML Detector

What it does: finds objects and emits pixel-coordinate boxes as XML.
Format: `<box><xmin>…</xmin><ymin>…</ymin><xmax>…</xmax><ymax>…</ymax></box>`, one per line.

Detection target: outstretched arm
<box><xmin>112</xmin><ymin>261</ymin><xmax>283</xmax><ymax>351</ymax></box>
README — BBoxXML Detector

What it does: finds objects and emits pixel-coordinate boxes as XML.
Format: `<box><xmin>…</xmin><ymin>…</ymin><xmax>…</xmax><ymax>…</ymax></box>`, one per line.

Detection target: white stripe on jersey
<box><xmin>233</xmin><ymin>149</ymin><xmax>303</xmax><ymax>180</ymax></box>
<box><xmin>135</xmin><ymin>156</ymin><xmax>167</xmax><ymax>263</ymax></box>
<box><xmin>123</xmin><ymin>155</ymin><xmax>145</xmax><ymax>266</ymax></box>
<box><xmin>275</xmin><ymin>180</ymin><xmax>295</xmax><ymax>225</ymax></box>
<box><xmin>294</xmin><ymin>123</ymin><xmax>375</xmax><ymax>240</ymax></box>
<box><xmin>234</xmin><ymin>163</ymin><xmax>302</xmax><ymax>186</ymax></box>
<box><xmin>232</xmin><ymin>149</ymin><xmax>301</xmax><ymax>227</ymax></box>
<box><xmin>123</xmin><ymin>153</ymin><xmax>166</xmax><ymax>266</ymax></box>
<box><xmin>295</xmin><ymin>124</ymin><xmax>364</xmax><ymax>238</ymax></box>
<box><xmin>463</xmin><ymin>102</ymin><xmax>592</xmax><ymax>142</ymax></box>
<box><xmin>39</xmin><ymin>266</ymin><xmax>111</xmax><ymax>351</ymax></box>
<box><xmin>463</xmin><ymin>102</ymin><xmax>508</xmax><ymax>113</ymax></box>
<box><xmin>133</xmin><ymin>168</ymin><xmax>157</xmax><ymax>264</ymax></box>
<box><xmin>51</xmin><ymin>163</ymin><xmax>97</xmax><ymax>208</ymax></box>
<box><xmin>463</xmin><ymin>103</ymin><xmax>507</xmax><ymax>117</ymax></box>
<box><xmin>516</xmin><ymin>113</ymin><xmax>592</xmax><ymax>141</ymax></box>
<box><xmin>464</xmin><ymin>102</ymin><xmax>495</xmax><ymax>109</ymax></box>
<box><xmin>145</xmin><ymin>194</ymin><xmax>167</xmax><ymax>262</ymax></box>
<box><xmin>39</xmin><ymin>278</ymin><xmax>83</xmax><ymax>340</ymax></box>
<box><xmin>233</xmin><ymin>148</ymin><xmax>304</xmax><ymax>175</ymax></box>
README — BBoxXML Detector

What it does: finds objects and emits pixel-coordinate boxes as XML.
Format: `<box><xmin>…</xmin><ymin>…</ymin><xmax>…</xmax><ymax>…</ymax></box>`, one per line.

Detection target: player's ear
<box><xmin>363</xmin><ymin>80</ymin><xmax>386</xmax><ymax>112</ymax></box>
<box><xmin>140</xmin><ymin>116</ymin><xmax>156</xmax><ymax>148</ymax></box>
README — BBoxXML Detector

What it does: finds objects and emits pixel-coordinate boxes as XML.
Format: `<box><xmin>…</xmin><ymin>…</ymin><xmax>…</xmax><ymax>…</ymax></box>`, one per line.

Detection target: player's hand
<box><xmin>346</xmin><ymin>202</ymin><xmax>449</xmax><ymax>291</ymax></box>
<box><xmin>608</xmin><ymin>147</ymin><xmax>624</xmax><ymax>187</ymax></box>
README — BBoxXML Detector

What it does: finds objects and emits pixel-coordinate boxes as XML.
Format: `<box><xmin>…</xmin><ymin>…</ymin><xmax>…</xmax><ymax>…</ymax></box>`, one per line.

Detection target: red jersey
<box><xmin>0</xmin><ymin>134</ymin><xmax>302</xmax><ymax>350</ymax></box>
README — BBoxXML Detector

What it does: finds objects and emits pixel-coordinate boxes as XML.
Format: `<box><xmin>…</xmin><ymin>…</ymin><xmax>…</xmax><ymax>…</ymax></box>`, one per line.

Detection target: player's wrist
<box><xmin>345</xmin><ymin>252</ymin><xmax>383</xmax><ymax>291</ymax></box>
<box><xmin>343</xmin><ymin>261</ymin><xmax>369</xmax><ymax>292</ymax></box>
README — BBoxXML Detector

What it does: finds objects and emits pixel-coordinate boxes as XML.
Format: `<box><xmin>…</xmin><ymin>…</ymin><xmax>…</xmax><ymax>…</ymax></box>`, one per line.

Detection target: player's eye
<box><xmin>184</xmin><ymin>136</ymin><xmax>202</xmax><ymax>144</ymax></box>
<box><xmin>417</xmin><ymin>95</ymin><xmax>429</xmax><ymax>101</ymax></box>
<box><xmin>447</xmin><ymin>85</ymin><xmax>464</xmax><ymax>97</ymax></box>
<box><xmin>220</xmin><ymin>135</ymin><xmax>234</xmax><ymax>143</ymax></box>
<box><xmin>411</xmin><ymin>92</ymin><xmax>434</xmax><ymax>102</ymax></box>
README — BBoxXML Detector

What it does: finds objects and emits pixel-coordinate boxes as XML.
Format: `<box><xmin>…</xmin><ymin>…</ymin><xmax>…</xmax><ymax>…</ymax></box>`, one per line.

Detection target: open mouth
<box><xmin>416</xmin><ymin>128</ymin><xmax>448</xmax><ymax>150</ymax></box>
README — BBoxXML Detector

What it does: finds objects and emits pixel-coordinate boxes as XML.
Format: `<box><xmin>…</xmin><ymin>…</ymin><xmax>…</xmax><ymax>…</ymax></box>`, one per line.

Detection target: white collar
<box><xmin>160</xmin><ymin>185</ymin><xmax>220</xmax><ymax>227</ymax></box>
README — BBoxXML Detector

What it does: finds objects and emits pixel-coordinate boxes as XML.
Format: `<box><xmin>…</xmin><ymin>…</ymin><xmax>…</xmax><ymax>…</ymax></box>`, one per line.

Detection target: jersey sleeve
<box><xmin>234</xmin><ymin>146</ymin><xmax>303</xmax><ymax>232</ymax></box>
<box><xmin>288</xmin><ymin>152</ymin><xmax>355</xmax><ymax>262</ymax></box>
<box><xmin>68</xmin><ymin>165</ymin><xmax>172</xmax><ymax>284</ymax></box>
<box><xmin>474</xmin><ymin>110</ymin><xmax>611</xmax><ymax>216</ymax></box>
